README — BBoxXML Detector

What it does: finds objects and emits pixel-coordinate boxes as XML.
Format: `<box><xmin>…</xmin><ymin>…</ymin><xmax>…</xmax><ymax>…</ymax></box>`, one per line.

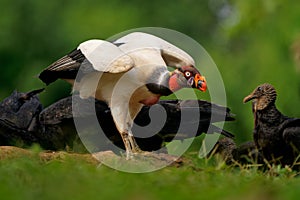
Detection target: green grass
<box><xmin>1</xmin><ymin>149</ymin><xmax>300</xmax><ymax>200</ymax></box>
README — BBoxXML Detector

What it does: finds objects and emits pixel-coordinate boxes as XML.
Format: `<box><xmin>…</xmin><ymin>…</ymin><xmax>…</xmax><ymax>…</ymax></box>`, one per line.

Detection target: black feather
<box><xmin>39</xmin><ymin>49</ymin><xmax>87</xmax><ymax>85</ymax></box>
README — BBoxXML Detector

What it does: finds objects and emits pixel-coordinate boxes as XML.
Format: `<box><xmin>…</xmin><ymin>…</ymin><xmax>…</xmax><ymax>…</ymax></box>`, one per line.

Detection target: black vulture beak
<box><xmin>19</xmin><ymin>88</ymin><xmax>45</xmax><ymax>101</ymax></box>
<box><xmin>243</xmin><ymin>93</ymin><xmax>257</xmax><ymax>103</ymax></box>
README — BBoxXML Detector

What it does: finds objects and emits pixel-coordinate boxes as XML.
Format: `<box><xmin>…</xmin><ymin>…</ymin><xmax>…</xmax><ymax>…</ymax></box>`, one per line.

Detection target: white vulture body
<box><xmin>39</xmin><ymin>32</ymin><xmax>207</xmax><ymax>158</ymax></box>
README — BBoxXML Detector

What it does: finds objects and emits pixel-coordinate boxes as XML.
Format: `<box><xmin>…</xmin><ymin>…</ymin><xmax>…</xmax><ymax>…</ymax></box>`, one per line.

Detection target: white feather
<box><xmin>115</xmin><ymin>32</ymin><xmax>195</xmax><ymax>67</ymax></box>
<box><xmin>78</xmin><ymin>39</ymin><xmax>134</xmax><ymax>73</ymax></box>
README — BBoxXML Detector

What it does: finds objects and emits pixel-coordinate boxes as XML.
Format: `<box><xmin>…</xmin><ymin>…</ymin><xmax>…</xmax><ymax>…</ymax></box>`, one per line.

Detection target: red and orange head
<box><xmin>169</xmin><ymin>65</ymin><xmax>207</xmax><ymax>92</ymax></box>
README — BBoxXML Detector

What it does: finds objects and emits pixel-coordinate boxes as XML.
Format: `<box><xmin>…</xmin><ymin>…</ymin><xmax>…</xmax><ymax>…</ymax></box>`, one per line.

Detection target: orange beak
<box><xmin>194</xmin><ymin>74</ymin><xmax>207</xmax><ymax>92</ymax></box>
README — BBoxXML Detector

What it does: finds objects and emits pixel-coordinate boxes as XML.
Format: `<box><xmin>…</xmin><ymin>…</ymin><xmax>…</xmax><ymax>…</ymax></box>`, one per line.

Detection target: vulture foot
<box><xmin>121</xmin><ymin>132</ymin><xmax>143</xmax><ymax>159</ymax></box>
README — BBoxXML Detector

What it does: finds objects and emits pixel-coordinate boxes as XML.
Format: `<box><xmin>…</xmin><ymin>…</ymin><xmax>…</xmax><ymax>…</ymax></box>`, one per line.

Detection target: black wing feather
<box><xmin>39</xmin><ymin>49</ymin><xmax>88</xmax><ymax>85</ymax></box>
<box><xmin>281</xmin><ymin>118</ymin><xmax>300</xmax><ymax>151</ymax></box>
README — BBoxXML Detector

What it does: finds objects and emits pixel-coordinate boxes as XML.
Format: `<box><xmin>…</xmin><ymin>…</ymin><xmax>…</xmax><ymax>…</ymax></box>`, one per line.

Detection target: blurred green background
<box><xmin>1</xmin><ymin>0</ymin><xmax>300</xmax><ymax>144</ymax></box>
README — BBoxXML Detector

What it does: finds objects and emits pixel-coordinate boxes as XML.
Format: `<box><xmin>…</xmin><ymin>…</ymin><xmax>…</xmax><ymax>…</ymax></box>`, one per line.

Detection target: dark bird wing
<box><xmin>207</xmin><ymin>125</ymin><xmax>235</xmax><ymax>138</ymax></box>
<box><xmin>39</xmin><ymin>49</ymin><xmax>87</xmax><ymax>85</ymax></box>
<box><xmin>281</xmin><ymin>118</ymin><xmax>300</xmax><ymax>152</ymax></box>
<box><xmin>134</xmin><ymin>99</ymin><xmax>235</xmax><ymax>142</ymax></box>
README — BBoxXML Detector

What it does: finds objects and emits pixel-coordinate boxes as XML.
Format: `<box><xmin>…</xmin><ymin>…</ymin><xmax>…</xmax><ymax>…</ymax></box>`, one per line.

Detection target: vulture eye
<box><xmin>257</xmin><ymin>86</ymin><xmax>262</xmax><ymax>92</ymax></box>
<box><xmin>184</xmin><ymin>71</ymin><xmax>191</xmax><ymax>78</ymax></box>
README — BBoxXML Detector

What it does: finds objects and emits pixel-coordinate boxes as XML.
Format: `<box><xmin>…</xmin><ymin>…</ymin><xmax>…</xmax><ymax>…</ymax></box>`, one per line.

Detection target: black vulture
<box><xmin>243</xmin><ymin>83</ymin><xmax>300</xmax><ymax>167</ymax></box>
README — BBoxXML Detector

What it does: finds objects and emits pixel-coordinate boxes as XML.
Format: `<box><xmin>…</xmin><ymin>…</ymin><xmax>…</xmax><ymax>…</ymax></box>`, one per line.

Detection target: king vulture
<box><xmin>39</xmin><ymin>32</ymin><xmax>207</xmax><ymax>158</ymax></box>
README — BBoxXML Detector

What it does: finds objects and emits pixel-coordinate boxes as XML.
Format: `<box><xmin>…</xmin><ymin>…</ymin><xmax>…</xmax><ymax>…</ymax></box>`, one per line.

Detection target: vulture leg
<box><xmin>120</xmin><ymin>128</ymin><xmax>142</xmax><ymax>159</ymax></box>
<box><xmin>120</xmin><ymin>131</ymin><xmax>133</xmax><ymax>158</ymax></box>
<box><xmin>111</xmin><ymin>102</ymin><xmax>143</xmax><ymax>159</ymax></box>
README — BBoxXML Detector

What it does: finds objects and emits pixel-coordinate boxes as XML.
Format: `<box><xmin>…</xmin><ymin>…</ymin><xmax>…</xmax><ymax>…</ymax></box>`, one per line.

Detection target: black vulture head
<box><xmin>243</xmin><ymin>83</ymin><xmax>277</xmax><ymax>111</ymax></box>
